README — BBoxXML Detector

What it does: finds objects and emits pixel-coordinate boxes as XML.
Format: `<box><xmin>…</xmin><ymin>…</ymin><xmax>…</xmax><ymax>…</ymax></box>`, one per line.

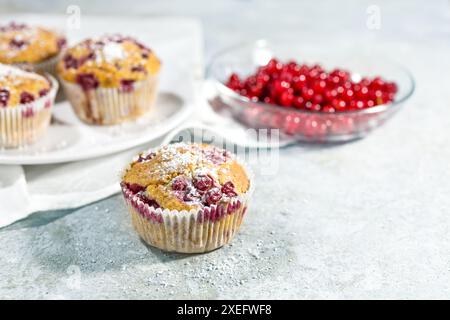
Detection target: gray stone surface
<box><xmin>1</xmin><ymin>0</ymin><xmax>450</xmax><ymax>299</ymax></box>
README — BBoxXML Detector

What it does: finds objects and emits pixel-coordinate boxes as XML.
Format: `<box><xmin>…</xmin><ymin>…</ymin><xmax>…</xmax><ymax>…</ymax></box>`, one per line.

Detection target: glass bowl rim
<box><xmin>206</xmin><ymin>39</ymin><xmax>416</xmax><ymax>115</ymax></box>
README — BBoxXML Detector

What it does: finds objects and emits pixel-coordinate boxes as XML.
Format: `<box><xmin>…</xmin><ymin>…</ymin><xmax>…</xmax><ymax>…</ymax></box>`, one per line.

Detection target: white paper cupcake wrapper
<box><xmin>0</xmin><ymin>74</ymin><xmax>58</xmax><ymax>148</ymax></box>
<box><xmin>13</xmin><ymin>52</ymin><xmax>63</xmax><ymax>79</ymax></box>
<box><xmin>121</xmin><ymin>153</ymin><xmax>254</xmax><ymax>253</ymax></box>
<box><xmin>60</xmin><ymin>75</ymin><xmax>159</xmax><ymax>125</ymax></box>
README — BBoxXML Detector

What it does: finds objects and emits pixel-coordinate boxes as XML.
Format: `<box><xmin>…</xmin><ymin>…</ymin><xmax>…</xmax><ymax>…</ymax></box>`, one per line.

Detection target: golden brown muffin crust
<box><xmin>0</xmin><ymin>22</ymin><xmax>65</xmax><ymax>64</ymax></box>
<box><xmin>0</xmin><ymin>64</ymin><xmax>51</xmax><ymax>107</ymax></box>
<box><xmin>57</xmin><ymin>34</ymin><xmax>160</xmax><ymax>88</ymax></box>
<box><xmin>122</xmin><ymin>143</ymin><xmax>250</xmax><ymax>211</ymax></box>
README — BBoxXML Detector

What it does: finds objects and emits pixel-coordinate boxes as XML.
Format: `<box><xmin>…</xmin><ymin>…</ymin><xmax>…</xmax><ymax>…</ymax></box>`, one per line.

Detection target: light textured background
<box><xmin>1</xmin><ymin>0</ymin><xmax>450</xmax><ymax>299</ymax></box>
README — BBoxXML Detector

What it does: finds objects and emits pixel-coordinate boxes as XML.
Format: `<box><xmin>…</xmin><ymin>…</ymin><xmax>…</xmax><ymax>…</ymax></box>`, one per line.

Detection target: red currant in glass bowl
<box><xmin>207</xmin><ymin>40</ymin><xmax>414</xmax><ymax>143</ymax></box>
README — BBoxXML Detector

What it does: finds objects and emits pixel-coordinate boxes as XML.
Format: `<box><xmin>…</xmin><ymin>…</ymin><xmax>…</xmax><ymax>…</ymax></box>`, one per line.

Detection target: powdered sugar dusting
<box><xmin>101</xmin><ymin>42</ymin><xmax>126</xmax><ymax>62</ymax></box>
<box><xmin>84</xmin><ymin>35</ymin><xmax>130</xmax><ymax>65</ymax></box>
<box><xmin>147</xmin><ymin>143</ymin><xmax>232</xmax><ymax>178</ymax></box>
<box><xmin>0</xmin><ymin>64</ymin><xmax>46</xmax><ymax>82</ymax></box>
<box><xmin>126</xmin><ymin>143</ymin><xmax>242</xmax><ymax>209</ymax></box>
<box><xmin>0</xmin><ymin>23</ymin><xmax>36</xmax><ymax>56</ymax></box>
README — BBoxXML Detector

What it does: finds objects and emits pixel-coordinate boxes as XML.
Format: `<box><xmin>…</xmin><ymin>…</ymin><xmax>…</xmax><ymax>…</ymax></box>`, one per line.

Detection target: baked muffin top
<box><xmin>57</xmin><ymin>34</ymin><xmax>161</xmax><ymax>90</ymax></box>
<box><xmin>122</xmin><ymin>143</ymin><xmax>250</xmax><ymax>211</ymax></box>
<box><xmin>0</xmin><ymin>22</ymin><xmax>66</xmax><ymax>64</ymax></box>
<box><xmin>0</xmin><ymin>64</ymin><xmax>51</xmax><ymax>107</ymax></box>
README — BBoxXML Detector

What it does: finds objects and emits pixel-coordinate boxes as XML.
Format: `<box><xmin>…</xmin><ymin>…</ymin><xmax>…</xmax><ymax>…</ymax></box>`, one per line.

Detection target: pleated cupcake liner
<box><xmin>0</xmin><ymin>74</ymin><xmax>58</xmax><ymax>148</ymax></box>
<box><xmin>13</xmin><ymin>52</ymin><xmax>62</xmax><ymax>79</ymax></box>
<box><xmin>120</xmin><ymin>155</ymin><xmax>254</xmax><ymax>253</ymax></box>
<box><xmin>59</xmin><ymin>75</ymin><xmax>159</xmax><ymax>125</ymax></box>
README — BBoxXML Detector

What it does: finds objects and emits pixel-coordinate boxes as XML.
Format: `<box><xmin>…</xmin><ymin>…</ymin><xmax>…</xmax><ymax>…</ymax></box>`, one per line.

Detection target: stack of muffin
<box><xmin>0</xmin><ymin>22</ymin><xmax>161</xmax><ymax>148</ymax></box>
<box><xmin>0</xmin><ymin>22</ymin><xmax>254</xmax><ymax>253</ymax></box>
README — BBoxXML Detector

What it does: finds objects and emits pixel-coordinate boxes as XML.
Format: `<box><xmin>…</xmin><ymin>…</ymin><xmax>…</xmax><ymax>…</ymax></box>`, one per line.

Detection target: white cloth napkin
<box><xmin>0</xmin><ymin>15</ymin><xmax>204</xmax><ymax>227</ymax></box>
<box><xmin>0</xmin><ymin>145</ymin><xmax>145</xmax><ymax>226</ymax></box>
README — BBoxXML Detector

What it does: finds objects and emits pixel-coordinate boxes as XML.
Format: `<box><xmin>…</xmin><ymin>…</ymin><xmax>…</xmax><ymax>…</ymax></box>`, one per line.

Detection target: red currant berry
<box><xmin>193</xmin><ymin>174</ymin><xmax>214</xmax><ymax>192</ymax></box>
<box><xmin>0</xmin><ymin>89</ymin><xmax>10</xmax><ymax>107</ymax></box>
<box><xmin>206</xmin><ymin>188</ymin><xmax>222</xmax><ymax>205</ymax></box>
<box><xmin>76</xmin><ymin>73</ymin><xmax>99</xmax><ymax>91</ymax></box>
<box><xmin>172</xmin><ymin>177</ymin><xmax>187</xmax><ymax>191</ymax></box>
<box><xmin>279</xmin><ymin>91</ymin><xmax>294</xmax><ymax>107</ymax></box>
<box><xmin>19</xmin><ymin>91</ymin><xmax>35</xmax><ymax>104</ymax></box>
<box><xmin>293</xmin><ymin>96</ymin><xmax>305</xmax><ymax>109</ymax></box>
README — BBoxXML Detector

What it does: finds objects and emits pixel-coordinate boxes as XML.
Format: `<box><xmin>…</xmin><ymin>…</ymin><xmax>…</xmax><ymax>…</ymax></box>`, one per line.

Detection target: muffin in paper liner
<box><xmin>0</xmin><ymin>22</ymin><xmax>66</xmax><ymax>79</ymax></box>
<box><xmin>56</xmin><ymin>34</ymin><xmax>161</xmax><ymax>125</ymax></box>
<box><xmin>59</xmin><ymin>75</ymin><xmax>159</xmax><ymax>125</ymax></box>
<box><xmin>0</xmin><ymin>74</ymin><xmax>58</xmax><ymax>148</ymax></box>
<box><xmin>122</xmin><ymin>181</ymin><xmax>252</xmax><ymax>253</ymax></box>
<box><xmin>120</xmin><ymin>143</ymin><xmax>253</xmax><ymax>253</ymax></box>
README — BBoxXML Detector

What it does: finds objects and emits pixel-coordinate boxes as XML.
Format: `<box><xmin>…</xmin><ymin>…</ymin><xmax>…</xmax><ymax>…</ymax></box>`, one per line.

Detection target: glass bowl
<box><xmin>207</xmin><ymin>40</ymin><xmax>415</xmax><ymax>143</ymax></box>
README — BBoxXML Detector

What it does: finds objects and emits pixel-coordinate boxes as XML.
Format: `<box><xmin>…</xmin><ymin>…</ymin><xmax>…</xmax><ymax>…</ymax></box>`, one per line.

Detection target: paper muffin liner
<box><xmin>0</xmin><ymin>74</ymin><xmax>58</xmax><ymax>148</ymax></box>
<box><xmin>120</xmin><ymin>156</ymin><xmax>254</xmax><ymax>253</ymax></box>
<box><xmin>14</xmin><ymin>53</ymin><xmax>62</xmax><ymax>79</ymax></box>
<box><xmin>59</xmin><ymin>75</ymin><xmax>159</xmax><ymax>125</ymax></box>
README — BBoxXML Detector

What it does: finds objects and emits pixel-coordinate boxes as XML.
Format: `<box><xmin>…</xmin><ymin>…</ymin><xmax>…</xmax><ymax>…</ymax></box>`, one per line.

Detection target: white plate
<box><xmin>0</xmin><ymin>14</ymin><xmax>202</xmax><ymax>165</ymax></box>
<box><xmin>0</xmin><ymin>92</ymin><xmax>192</xmax><ymax>165</ymax></box>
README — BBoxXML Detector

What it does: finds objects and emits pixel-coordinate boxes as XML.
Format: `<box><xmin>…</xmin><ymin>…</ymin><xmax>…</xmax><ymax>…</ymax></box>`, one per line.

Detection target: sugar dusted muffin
<box><xmin>121</xmin><ymin>143</ymin><xmax>252</xmax><ymax>253</ymax></box>
<box><xmin>0</xmin><ymin>22</ymin><xmax>66</xmax><ymax>75</ymax></box>
<box><xmin>0</xmin><ymin>64</ymin><xmax>58</xmax><ymax>148</ymax></box>
<box><xmin>57</xmin><ymin>34</ymin><xmax>160</xmax><ymax>125</ymax></box>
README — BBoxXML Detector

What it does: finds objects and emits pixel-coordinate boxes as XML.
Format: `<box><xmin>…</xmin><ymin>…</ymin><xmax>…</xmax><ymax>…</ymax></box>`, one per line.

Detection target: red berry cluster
<box><xmin>0</xmin><ymin>89</ymin><xmax>10</xmax><ymax>107</ymax></box>
<box><xmin>171</xmin><ymin>174</ymin><xmax>238</xmax><ymax>206</ymax></box>
<box><xmin>0</xmin><ymin>87</ymin><xmax>50</xmax><ymax>108</ymax></box>
<box><xmin>226</xmin><ymin>58</ymin><xmax>398</xmax><ymax>113</ymax></box>
<box><xmin>192</xmin><ymin>175</ymin><xmax>238</xmax><ymax>206</ymax></box>
<box><xmin>0</xmin><ymin>22</ymin><xmax>27</xmax><ymax>32</ymax></box>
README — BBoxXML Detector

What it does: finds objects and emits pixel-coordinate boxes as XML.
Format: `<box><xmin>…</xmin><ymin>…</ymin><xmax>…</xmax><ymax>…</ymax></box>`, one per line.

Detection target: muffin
<box><xmin>0</xmin><ymin>22</ymin><xmax>66</xmax><ymax>76</ymax></box>
<box><xmin>57</xmin><ymin>34</ymin><xmax>160</xmax><ymax>125</ymax></box>
<box><xmin>120</xmin><ymin>143</ymin><xmax>252</xmax><ymax>253</ymax></box>
<box><xmin>0</xmin><ymin>64</ymin><xmax>58</xmax><ymax>148</ymax></box>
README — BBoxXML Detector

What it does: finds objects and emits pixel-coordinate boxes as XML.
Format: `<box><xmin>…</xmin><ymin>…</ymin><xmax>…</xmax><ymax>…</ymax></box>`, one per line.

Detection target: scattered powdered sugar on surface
<box><xmin>141</xmin><ymin>234</ymin><xmax>292</xmax><ymax>298</ymax></box>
